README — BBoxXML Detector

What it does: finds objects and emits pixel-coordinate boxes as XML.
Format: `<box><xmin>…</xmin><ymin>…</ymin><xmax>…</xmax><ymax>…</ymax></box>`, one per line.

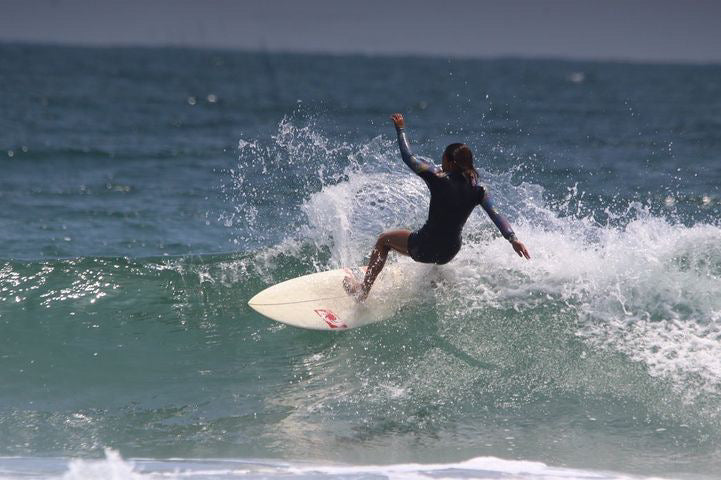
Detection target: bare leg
<box><xmin>344</xmin><ymin>229</ymin><xmax>411</xmax><ymax>301</ymax></box>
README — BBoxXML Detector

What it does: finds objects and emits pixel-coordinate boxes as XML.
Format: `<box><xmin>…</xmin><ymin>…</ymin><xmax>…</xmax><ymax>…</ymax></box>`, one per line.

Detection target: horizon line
<box><xmin>3</xmin><ymin>39</ymin><xmax>720</xmax><ymax>69</ymax></box>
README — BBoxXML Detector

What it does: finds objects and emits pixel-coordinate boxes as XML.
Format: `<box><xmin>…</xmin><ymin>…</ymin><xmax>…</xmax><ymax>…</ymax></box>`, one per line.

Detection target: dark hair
<box><xmin>443</xmin><ymin>143</ymin><xmax>479</xmax><ymax>185</ymax></box>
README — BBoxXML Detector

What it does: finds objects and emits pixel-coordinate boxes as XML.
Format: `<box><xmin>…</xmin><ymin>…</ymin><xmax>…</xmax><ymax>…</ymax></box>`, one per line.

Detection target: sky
<box><xmin>1</xmin><ymin>0</ymin><xmax>720</xmax><ymax>63</ymax></box>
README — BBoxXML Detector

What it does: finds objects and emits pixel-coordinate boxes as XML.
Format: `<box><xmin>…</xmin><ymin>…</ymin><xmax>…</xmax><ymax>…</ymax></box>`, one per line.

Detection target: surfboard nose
<box><xmin>247</xmin><ymin>292</ymin><xmax>260</xmax><ymax>307</ymax></box>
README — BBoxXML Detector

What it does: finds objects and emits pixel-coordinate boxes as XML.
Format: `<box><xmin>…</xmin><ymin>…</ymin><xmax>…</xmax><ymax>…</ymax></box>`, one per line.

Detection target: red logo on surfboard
<box><xmin>314</xmin><ymin>309</ymin><xmax>347</xmax><ymax>329</ymax></box>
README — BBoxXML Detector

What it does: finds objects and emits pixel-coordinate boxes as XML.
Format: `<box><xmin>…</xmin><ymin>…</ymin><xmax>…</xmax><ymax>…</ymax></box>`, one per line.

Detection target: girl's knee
<box><xmin>376</xmin><ymin>233</ymin><xmax>391</xmax><ymax>250</ymax></box>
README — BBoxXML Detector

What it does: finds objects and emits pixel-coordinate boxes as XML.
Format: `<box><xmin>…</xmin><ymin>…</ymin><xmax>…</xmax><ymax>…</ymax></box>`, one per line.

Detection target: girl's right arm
<box><xmin>391</xmin><ymin>113</ymin><xmax>441</xmax><ymax>177</ymax></box>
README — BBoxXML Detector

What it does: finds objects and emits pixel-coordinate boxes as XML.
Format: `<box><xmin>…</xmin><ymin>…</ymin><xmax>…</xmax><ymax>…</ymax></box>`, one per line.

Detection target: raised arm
<box><xmin>480</xmin><ymin>188</ymin><xmax>531</xmax><ymax>259</ymax></box>
<box><xmin>391</xmin><ymin>113</ymin><xmax>440</xmax><ymax>176</ymax></box>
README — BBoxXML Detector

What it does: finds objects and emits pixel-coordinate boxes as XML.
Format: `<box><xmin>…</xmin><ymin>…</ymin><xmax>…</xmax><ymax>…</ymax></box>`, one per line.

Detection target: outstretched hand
<box><xmin>511</xmin><ymin>239</ymin><xmax>531</xmax><ymax>260</ymax></box>
<box><xmin>390</xmin><ymin>113</ymin><xmax>405</xmax><ymax>129</ymax></box>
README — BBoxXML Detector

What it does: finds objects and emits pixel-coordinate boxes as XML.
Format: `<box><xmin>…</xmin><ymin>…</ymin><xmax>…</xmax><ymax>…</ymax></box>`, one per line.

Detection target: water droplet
<box><xmin>569</xmin><ymin>72</ymin><xmax>585</xmax><ymax>83</ymax></box>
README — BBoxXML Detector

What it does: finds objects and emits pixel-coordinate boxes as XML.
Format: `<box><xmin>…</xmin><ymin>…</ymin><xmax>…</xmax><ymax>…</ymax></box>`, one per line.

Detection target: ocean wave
<box><xmin>0</xmin><ymin>449</ymin><xmax>674</xmax><ymax>480</ymax></box>
<box><xmin>2</xmin><ymin>118</ymin><xmax>721</xmax><ymax>473</ymax></box>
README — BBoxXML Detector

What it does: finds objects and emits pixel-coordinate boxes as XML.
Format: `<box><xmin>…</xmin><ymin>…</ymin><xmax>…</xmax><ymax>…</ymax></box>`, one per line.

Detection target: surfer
<box><xmin>344</xmin><ymin>113</ymin><xmax>530</xmax><ymax>301</ymax></box>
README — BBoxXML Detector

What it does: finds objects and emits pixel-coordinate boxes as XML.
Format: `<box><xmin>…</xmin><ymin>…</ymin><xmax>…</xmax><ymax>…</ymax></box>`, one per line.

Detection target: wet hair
<box><xmin>443</xmin><ymin>143</ymin><xmax>479</xmax><ymax>185</ymax></box>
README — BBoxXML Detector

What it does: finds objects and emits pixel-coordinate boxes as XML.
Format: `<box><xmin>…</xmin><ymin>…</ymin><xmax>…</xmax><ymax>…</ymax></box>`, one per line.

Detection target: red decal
<box><xmin>314</xmin><ymin>309</ymin><xmax>347</xmax><ymax>329</ymax></box>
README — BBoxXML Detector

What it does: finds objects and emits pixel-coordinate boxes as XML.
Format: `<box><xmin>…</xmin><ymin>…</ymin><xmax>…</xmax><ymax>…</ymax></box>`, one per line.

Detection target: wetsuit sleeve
<box><xmin>396</xmin><ymin>127</ymin><xmax>441</xmax><ymax>177</ymax></box>
<box><xmin>479</xmin><ymin>187</ymin><xmax>517</xmax><ymax>242</ymax></box>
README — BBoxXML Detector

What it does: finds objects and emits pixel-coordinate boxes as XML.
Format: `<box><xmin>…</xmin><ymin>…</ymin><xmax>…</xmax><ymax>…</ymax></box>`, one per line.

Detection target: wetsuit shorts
<box><xmin>408</xmin><ymin>229</ymin><xmax>461</xmax><ymax>265</ymax></box>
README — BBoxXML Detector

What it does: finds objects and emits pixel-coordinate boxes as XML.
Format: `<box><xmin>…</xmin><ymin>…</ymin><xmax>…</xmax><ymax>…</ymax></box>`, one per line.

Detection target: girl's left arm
<box><xmin>480</xmin><ymin>188</ymin><xmax>531</xmax><ymax>259</ymax></box>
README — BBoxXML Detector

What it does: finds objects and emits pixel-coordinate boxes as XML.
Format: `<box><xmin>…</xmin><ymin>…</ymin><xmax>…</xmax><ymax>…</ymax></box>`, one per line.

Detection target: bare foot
<box><xmin>343</xmin><ymin>275</ymin><xmax>368</xmax><ymax>302</ymax></box>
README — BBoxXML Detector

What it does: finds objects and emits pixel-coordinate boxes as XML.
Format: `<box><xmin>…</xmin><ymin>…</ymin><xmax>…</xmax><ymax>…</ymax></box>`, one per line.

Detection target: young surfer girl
<box><xmin>344</xmin><ymin>113</ymin><xmax>530</xmax><ymax>301</ymax></box>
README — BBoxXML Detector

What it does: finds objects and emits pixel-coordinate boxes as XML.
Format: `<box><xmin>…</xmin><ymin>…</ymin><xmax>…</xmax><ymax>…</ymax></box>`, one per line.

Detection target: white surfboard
<box><xmin>248</xmin><ymin>265</ymin><xmax>411</xmax><ymax>330</ymax></box>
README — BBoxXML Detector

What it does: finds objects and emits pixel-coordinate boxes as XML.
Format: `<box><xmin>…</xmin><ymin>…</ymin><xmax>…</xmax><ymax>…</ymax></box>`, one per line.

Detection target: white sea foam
<box><xmin>301</xmin><ymin>169</ymin><xmax>428</xmax><ymax>267</ymax></box>
<box><xmin>60</xmin><ymin>449</ymin><xmax>144</xmax><ymax>479</ymax></box>
<box><xmin>458</xmin><ymin>206</ymin><xmax>721</xmax><ymax>397</ymax></box>
<box><xmin>0</xmin><ymin>450</ymin><xmax>673</xmax><ymax>480</ymax></box>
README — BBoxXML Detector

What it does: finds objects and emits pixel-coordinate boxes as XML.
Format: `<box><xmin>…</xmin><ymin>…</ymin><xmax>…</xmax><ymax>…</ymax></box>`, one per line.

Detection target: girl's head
<box><xmin>442</xmin><ymin>143</ymin><xmax>479</xmax><ymax>185</ymax></box>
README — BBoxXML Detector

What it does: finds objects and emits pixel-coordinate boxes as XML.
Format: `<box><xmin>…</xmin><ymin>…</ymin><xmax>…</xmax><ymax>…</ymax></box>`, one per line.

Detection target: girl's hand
<box><xmin>390</xmin><ymin>113</ymin><xmax>405</xmax><ymax>129</ymax></box>
<box><xmin>511</xmin><ymin>239</ymin><xmax>531</xmax><ymax>260</ymax></box>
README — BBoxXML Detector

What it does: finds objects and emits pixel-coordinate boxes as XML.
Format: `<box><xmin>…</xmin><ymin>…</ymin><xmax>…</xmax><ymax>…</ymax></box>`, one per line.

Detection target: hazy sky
<box><xmin>2</xmin><ymin>0</ymin><xmax>720</xmax><ymax>63</ymax></box>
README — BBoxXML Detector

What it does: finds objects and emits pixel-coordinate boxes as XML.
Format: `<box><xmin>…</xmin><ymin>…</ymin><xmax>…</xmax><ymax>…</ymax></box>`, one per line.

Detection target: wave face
<box><xmin>2</xmin><ymin>44</ymin><xmax>721</xmax><ymax>479</ymax></box>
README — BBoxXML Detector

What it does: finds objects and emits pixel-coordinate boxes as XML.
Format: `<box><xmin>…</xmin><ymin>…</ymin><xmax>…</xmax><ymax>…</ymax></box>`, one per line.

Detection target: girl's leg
<box><xmin>346</xmin><ymin>229</ymin><xmax>411</xmax><ymax>301</ymax></box>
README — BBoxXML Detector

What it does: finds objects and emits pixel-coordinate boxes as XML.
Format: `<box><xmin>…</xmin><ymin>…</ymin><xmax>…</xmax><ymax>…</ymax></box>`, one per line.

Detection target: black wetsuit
<box><xmin>396</xmin><ymin>127</ymin><xmax>516</xmax><ymax>264</ymax></box>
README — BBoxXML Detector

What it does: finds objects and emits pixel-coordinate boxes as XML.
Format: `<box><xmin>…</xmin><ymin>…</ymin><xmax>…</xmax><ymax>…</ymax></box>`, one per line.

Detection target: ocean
<box><xmin>1</xmin><ymin>43</ymin><xmax>720</xmax><ymax>479</ymax></box>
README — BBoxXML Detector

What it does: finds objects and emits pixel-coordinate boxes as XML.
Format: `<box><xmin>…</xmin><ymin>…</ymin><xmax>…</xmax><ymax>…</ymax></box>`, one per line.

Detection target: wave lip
<box><xmin>0</xmin><ymin>450</ymin><xmax>675</xmax><ymax>480</ymax></box>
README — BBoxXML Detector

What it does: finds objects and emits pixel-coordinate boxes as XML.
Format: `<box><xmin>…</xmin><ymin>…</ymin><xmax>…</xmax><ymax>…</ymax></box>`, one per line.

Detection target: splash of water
<box><xmin>225</xmin><ymin>118</ymin><xmax>721</xmax><ymax>401</ymax></box>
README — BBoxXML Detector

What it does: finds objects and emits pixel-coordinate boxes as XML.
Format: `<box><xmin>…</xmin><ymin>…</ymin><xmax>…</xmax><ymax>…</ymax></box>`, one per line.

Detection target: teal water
<box><xmin>1</xmin><ymin>43</ymin><xmax>721</xmax><ymax>479</ymax></box>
